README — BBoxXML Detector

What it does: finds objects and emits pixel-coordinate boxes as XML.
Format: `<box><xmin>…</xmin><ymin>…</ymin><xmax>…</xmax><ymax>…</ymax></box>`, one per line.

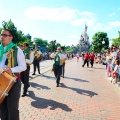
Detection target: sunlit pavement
<box><xmin>20</xmin><ymin>58</ymin><xmax>120</xmax><ymax>120</ymax></box>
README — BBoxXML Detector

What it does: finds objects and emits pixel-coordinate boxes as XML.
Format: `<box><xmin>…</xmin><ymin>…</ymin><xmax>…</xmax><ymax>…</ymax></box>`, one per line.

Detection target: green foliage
<box><xmin>112</xmin><ymin>31</ymin><xmax>120</xmax><ymax>47</ymax></box>
<box><xmin>48</xmin><ymin>40</ymin><xmax>61</xmax><ymax>52</ymax></box>
<box><xmin>33</xmin><ymin>38</ymin><xmax>48</xmax><ymax>46</ymax></box>
<box><xmin>65</xmin><ymin>45</ymin><xmax>78</xmax><ymax>53</ymax></box>
<box><xmin>0</xmin><ymin>28</ymin><xmax>2</xmax><ymax>33</ymax></box>
<box><xmin>0</xmin><ymin>20</ymin><xmax>31</xmax><ymax>44</ymax></box>
<box><xmin>91</xmin><ymin>32</ymin><xmax>109</xmax><ymax>52</ymax></box>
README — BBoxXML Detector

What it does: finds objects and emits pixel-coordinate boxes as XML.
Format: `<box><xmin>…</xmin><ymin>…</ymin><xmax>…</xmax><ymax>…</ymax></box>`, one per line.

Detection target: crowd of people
<box><xmin>75</xmin><ymin>52</ymin><xmax>95</xmax><ymax>68</ymax></box>
<box><xmin>75</xmin><ymin>46</ymin><xmax>120</xmax><ymax>85</ymax></box>
<box><xmin>1</xmin><ymin>29</ymin><xmax>120</xmax><ymax>120</ymax></box>
<box><xmin>0</xmin><ymin>29</ymin><xmax>69</xmax><ymax>120</ymax></box>
<box><xmin>105</xmin><ymin>46</ymin><xmax>120</xmax><ymax>84</ymax></box>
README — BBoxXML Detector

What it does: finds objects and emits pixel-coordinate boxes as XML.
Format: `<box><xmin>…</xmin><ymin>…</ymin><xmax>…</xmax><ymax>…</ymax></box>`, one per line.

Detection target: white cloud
<box><xmin>92</xmin><ymin>23</ymin><xmax>112</xmax><ymax>31</ymax></box>
<box><xmin>92</xmin><ymin>21</ymin><xmax>120</xmax><ymax>31</ymax></box>
<box><xmin>108</xmin><ymin>13</ymin><xmax>115</xmax><ymax>16</ymax></box>
<box><xmin>79</xmin><ymin>11</ymin><xmax>95</xmax><ymax>17</ymax></box>
<box><xmin>108</xmin><ymin>21</ymin><xmax>120</xmax><ymax>27</ymax></box>
<box><xmin>24</xmin><ymin>6</ymin><xmax>77</xmax><ymax>22</ymax></box>
<box><xmin>71</xmin><ymin>18</ymin><xmax>96</xmax><ymax>27</ymax></box>
<box><xmin>70</xmin><ymin>10</ymin><xmax>96</xmax><ymax>27</ymax></box>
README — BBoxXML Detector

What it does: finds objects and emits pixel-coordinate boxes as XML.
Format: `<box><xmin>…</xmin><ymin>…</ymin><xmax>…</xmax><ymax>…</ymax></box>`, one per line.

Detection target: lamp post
<box><xmin>102</xmin><ymin>38</ymin><xmax>105</xmax><ymax>45</ymax></box>
<box><xmin>102</xmin><ymin>39</ymin><xmax>105</xmax><ymax>52</ymax></box>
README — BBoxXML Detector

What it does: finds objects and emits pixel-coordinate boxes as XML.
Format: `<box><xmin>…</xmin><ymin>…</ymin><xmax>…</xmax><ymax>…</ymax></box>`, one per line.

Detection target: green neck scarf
<box><xmin>54</xmin><ymin>52</ymin><xmax>60</xmax><ymax>65</ymax></box>
<box><xmin>23</xmin><ymin>48</ymin><xmax>30</xmax><ymax>55</ymax></box>
<box><xmin>0</xmin><ymin>42</ymin><xmax>16</xmax><ymax>62</ymax></box>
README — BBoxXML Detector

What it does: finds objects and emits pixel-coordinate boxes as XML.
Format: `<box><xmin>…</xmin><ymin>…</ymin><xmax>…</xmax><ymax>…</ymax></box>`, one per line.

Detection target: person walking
<box><xmin>0</xmin><ymin>29</ymin><xmax>26</xmax><ymax>120</ymax></box>
<box><xmin>90</xmin><ymin>52</ymin><xmax>95</xmax><ymax>67</ymax></box>
<box><xmin>81</xmin><ymin>52</ymin><xmax>85</xmax><ymax>64</ymax></box>
<box><xmin>50</xmin><ymin>47</ymin><xmax>66</xmax><ymax>87</ymax></box>
<box><xmin>21</xmin><ymin>43</ymin><xmax>34</xmax><ymax>97</ymax></box>
<box><xmin>82</xmin><ymin>52</ymin><xmax>90</xmax><ymax>67</ymax></box>
<box><xmin>76</xmin><ymin>53</ymin><xmax>80</xmax><ymax>62</ymax></box>
<box><xmin>32</xmin><ymin>46</ymin><xmax>42</xmax><ymax>75</ymax></box>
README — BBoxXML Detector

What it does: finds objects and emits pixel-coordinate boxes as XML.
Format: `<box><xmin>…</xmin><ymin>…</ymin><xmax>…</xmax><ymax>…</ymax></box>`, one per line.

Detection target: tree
<box><xmin>48</xmin><ymin>40</ymin><xmax>61</xmax><ymax>52</ymax></box>
<box><xmin>33</xmin><ymin>38</ymin><xmax>48</xmax><ymax>46</ymax></box>
<box><xmin>90</xmin><ymin>32</ymin><xmax>109</xmax><ymax>52</ymax></box>
<box><xmin>0</xmin><ymin>20</ymin><xmax>31</xmax><ymax>44</ymax></box>
<box><xmin>112</xmin><ymin>31</ymin><xmax>120</xmax><ymax>47</ymax></box>
<box><xmin>26</xmin><ymin>34</ymin><xmax>32</xmax><ymax>40</ymax></box>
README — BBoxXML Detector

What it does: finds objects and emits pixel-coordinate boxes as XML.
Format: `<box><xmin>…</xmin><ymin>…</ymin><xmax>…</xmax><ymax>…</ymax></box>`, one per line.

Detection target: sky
<box><xmin>0</xmin><ymin>0</ymin><xmax>120</xmax><ymax>46</ymax></box>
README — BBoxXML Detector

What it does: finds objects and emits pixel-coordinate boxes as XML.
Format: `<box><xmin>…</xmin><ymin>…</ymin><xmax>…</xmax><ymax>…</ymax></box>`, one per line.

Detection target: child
<box><xmin>76</xmin><ymin>53</ymin><xmax>80</xmax><ymax>62</ymax></box>
<box><xmin>111</xmin><ymin>60</ymin><xmax>119</xmax><ymax>84</ymax></box>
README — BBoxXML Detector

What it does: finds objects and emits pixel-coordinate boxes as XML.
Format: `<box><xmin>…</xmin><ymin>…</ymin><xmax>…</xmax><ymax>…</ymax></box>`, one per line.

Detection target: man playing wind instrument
<box><xmin>32</xmin><ymin>46</ymin><xmax>42</xmax><ymax>75</ymax></box>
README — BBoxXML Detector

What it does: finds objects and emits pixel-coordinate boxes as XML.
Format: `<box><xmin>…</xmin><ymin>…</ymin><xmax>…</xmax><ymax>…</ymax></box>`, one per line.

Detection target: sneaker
<box><xmin>32</xmin><ymin>73</ymin><xmax>36</xmax><ymax>75</ymax></box>
<box><xmin>56</xmin><ymin>84</ymin><xmax>59</xmax><ymax>87</ymax></box>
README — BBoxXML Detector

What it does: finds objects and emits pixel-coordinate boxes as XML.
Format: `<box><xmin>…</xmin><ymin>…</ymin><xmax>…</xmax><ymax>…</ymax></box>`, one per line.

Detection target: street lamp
<box><xmin>102</xmin><ymin>41</ymin><xmax>105</xmax><ymax>44</ymax></box>
<box><xmin>102</xmin><ymin>38</ymin><xmax>105</xmax><ymax>44</ymax></box>
<box><xmin>102</xmin><ymin>39</ymin><xmax>105</xmax><ymax>52</ymax></box>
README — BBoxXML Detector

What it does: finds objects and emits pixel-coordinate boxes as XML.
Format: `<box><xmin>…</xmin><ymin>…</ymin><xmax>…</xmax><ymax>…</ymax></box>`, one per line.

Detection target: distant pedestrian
<box><xmin>76</xmin><ymin>53</ymin><xmax>80</xmax><ymax>62</ymax></box>
<box><xmin>89</xmin><ymin>52</ymin><xmax>95</xmax><ymax>67</ymax></box>
<box><xmin>82</xmin><ymin>52</ymin><xmax>90</xmax><ymax>67</ymax></box>
<box><xmin>81</xmin><ymin>52</ymin><xmax>85</xmax><ymax>64</ymax></box>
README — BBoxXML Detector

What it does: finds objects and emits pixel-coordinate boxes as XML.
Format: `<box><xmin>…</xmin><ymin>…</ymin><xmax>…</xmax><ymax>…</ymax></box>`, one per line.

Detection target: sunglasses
<box><xmin>0</xmin><ymin>34</ymin><xmax>11</xmax><ymax>37</ymax></box>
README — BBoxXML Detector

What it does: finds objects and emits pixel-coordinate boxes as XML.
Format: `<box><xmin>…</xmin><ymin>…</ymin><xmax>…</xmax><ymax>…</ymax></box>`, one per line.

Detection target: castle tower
<box><xmin>78</xmin><ymin>24</ymin><xmax>90</xmax><ymax>53</ymax></box>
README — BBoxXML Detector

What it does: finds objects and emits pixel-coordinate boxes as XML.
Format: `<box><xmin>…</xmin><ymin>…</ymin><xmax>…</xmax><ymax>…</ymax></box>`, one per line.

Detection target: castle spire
<box><xmin>85</xmin><ymin>24</ymin><xmax>87</xmax><ymax>31</ymax></box>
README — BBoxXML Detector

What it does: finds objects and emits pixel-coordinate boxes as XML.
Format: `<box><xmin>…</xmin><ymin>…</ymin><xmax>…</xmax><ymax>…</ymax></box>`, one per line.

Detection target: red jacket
<box><xmin>84</xmin><ymin>54</ymin><xmax>89</xmax><ymax>60</ymax></box>
<box><xmin>90</xmin><ymin>54</ymin><xmax>95</xmax><ymax>60</ymax></box>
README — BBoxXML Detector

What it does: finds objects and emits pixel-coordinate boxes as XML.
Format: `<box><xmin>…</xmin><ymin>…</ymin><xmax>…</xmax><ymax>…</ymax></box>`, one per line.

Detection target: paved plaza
<box><xmin>19</xmin><ymin>58</ymin><xmax>120</xmax><ymax>120</ymax></box>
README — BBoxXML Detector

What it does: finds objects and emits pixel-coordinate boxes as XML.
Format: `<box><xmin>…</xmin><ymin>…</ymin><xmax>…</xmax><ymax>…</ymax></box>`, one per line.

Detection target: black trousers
<box><xmin>1</xmin><ymin>80</ymin><xmax>21</xmax><ymax>120</ymax></box>
<box><xmin>21</xmin><ymin>66</ymin><xmax>30</xmax><ymax>94</ymax></box>
<box><xmin>54</xmin><ymin>65</ymin><xmax>62</xmax><ymax>85</ymax></box>
<box><xmin>83</xmin><ymin>59</ymin><xmax>89</xmax><ymax>67</ymax></box>
<box><xmin>90</xmin><ymin>60</ymin><xmax>94</xmax><ymax>67</ymax></box>
<box><xmin>33</xmin><ymin>59</ymin><xmax>40</xmax><ymax>74</ymax></box>
<box><xmin>62</xmin><ymin>63</ymin><xmax>65</xmax><ymax>77</ymax></box>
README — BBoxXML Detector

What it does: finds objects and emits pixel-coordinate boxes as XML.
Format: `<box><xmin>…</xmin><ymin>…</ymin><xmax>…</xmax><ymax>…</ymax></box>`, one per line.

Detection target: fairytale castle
<box><xmin>77</xmin><ymin>24</ymin><xmax>90</xmax><ymax>53</ymax></box>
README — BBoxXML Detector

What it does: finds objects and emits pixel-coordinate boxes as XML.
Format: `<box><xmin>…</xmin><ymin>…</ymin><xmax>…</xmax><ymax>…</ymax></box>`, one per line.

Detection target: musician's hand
<box><xmin>4</xmin><ymin>68</ymin><xmax>12</xmax><ymax>75</ymax></box>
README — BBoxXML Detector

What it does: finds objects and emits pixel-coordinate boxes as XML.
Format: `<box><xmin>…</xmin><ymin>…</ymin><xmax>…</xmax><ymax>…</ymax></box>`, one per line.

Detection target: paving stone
<box><xmin>19</xmin><ymin>59</ymin><xmax>120</xmax><ymax>120</ymax></box>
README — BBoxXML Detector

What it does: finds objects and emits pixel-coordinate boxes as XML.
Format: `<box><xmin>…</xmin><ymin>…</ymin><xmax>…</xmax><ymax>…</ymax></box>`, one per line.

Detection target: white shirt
<box><xmin>50</xmin><ymin>52</ymin><xmax>56</xmax><ymax>58</ymax></box>
<box><xmin>114</xmin><ymin>65</ymin><xmax>119</xmax><ymax>73</ymax></box>
<box><xmin>26</xmin><ymin>51</ymin><xmax>34</xmax><ymax>64</ymax></box>
<box><xmin>76</xmin><ymin>54</ymin><xmax>79</xmax><ymax>57</ymax></box>
<box><xmin>0</xmin><ymin>47</ymin><xmax>26</xmax><ymax>73</ymax></box>
<box><xmin>38</xmin><ymin>50</ymin><xmax>42</xmax><ymax>54</ymax></box>
<box><xmin>50</xmin><ymin>52</ymin><xmax>66</xmax><ymax>59</ymax></box>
